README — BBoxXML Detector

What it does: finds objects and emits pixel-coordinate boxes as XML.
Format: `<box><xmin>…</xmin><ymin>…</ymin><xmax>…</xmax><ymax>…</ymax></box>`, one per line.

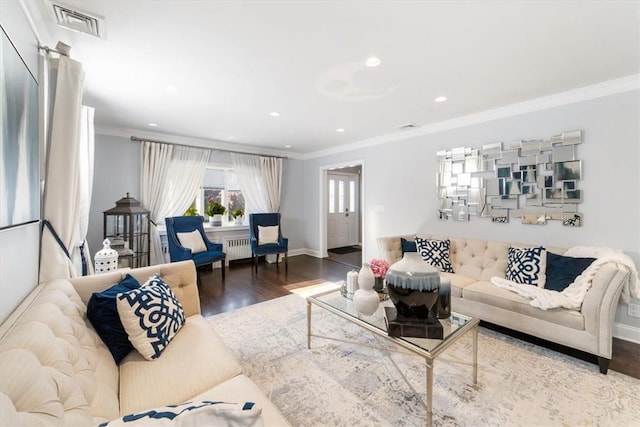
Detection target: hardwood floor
<box><xmin>197</xmin><ymin>255</ymin><xmax>357</xmax><ymax>317</ymax></box>
<box><xmin>196</xmin><ymin>255</ymin><xmax>639</xmax><ymax>379</ymax></box>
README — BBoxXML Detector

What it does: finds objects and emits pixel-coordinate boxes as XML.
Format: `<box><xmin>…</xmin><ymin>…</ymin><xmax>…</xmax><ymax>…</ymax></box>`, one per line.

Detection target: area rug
<box><xmin>207</xmin><ymin>293</ymin><xmax>640</xmax><ymax>426</ymax></box>
<box><xmin>328</xmin><ymin>245</ymin><xmax>362</xmax><ymax>255</ymax></box>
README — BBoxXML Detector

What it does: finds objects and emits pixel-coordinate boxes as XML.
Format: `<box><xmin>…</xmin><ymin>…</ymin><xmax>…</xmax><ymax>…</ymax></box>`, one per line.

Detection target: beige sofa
<box><xmin>0</xmin><ymin>261</ymin><xmax>290</xmax><ymax>426</ymax></box>
<box><xmin>377</xmin><ymin>234</ymin><xmax>631</xmax><ymax>374</ymax></box>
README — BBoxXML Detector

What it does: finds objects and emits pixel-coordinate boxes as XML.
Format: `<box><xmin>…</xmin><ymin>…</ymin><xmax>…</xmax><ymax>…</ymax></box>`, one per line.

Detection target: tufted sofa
<box><xmin>0</xmin><ymin>260</ymin><xmax>290</xmax><ymax>426</ymax></box>
<box><xmin>377</xmin><ymin>234</ymin><xmax>632</xmax><ymax>374</ymax></box>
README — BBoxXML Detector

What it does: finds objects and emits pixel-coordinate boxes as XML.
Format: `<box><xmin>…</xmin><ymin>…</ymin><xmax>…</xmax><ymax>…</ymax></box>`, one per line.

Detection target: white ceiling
<box><xmin>26</xmin><ymin>1</ymin><xmax>640</xmax><ymax>155</ymax></box>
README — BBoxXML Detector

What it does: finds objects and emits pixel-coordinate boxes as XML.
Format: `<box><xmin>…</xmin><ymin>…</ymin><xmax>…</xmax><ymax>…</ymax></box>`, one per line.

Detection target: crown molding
<box><xmin>302</xmin><ymin>74</ymin><xmax>640</xmax><ymax>160</ymax></box>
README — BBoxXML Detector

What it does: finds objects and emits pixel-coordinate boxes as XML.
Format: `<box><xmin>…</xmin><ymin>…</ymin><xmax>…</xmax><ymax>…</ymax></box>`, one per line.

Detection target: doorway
<box><xmin>322</xmin><ymin>164</ymin><xmax>363</xmax><ymax>269</ymax></box>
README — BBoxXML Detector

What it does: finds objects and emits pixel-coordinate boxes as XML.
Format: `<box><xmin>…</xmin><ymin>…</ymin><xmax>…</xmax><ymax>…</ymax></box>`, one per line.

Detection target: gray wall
<box><xmin>280</xmin><ymin>158</ymin><xmax>305</xmax><ymax>251</ymax></box>
<box><xmin>87</xmin><ymin>135</ymin><xmax>141</xmax><ymax>256</ymax></box>
<box><xmin>0</xmin><ymin>2</ymin><xmax>42</xmax><ymax>322</ymax></box>
<box><xmin>302</xmin><ymin>90</ymin><xmax>640</xmax><ymax>333</ymax></box>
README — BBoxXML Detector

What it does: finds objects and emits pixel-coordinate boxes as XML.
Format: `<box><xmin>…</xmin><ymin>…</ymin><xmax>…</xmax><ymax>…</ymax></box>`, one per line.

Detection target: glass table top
<box><xmin>308</xmin><ymin>289</ymin><xmax>476</xmax><ymax>354</ymax></box>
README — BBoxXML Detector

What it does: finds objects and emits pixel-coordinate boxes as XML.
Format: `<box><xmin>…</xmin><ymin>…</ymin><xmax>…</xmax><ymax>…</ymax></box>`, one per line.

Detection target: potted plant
<box><xmin>205</xmin><ymin>200</ymin><xmax>226</xmax><ymax>226</ymax></box>
<box><xmin>231</xmin><ymin>208</ymin><xmax>244</xmax><ymax>224</ymax></box>
<box><xmin>183</xmin><ymin>206</ymin><xmax>199</xmax><ymax>216</ymax></box>
<box><xmin>370</xmin><ymin>258</ymin><xmax>390</xmax><ymax>293</ymax></box>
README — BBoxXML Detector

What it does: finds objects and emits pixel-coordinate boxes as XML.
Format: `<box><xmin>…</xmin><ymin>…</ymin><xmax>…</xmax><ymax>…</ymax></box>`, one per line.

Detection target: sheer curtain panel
<box><xmin>231</xmin><ymin>153</ymin><xmax>270</xmax><ymax>213</ymax></box>
<box><xmin>73</xmin><ymin>106</ymin><xmax>95</xmax><ymax>275</ymax></box>
<box><xmin>261</xmin><ymin>156</ymin><xmax>282</xmax><ymax>212</ymax></box>
<box><xmin>141</xmin><ymin>141</ymin><xmax>210</xmax><ymax>264</ymax></box>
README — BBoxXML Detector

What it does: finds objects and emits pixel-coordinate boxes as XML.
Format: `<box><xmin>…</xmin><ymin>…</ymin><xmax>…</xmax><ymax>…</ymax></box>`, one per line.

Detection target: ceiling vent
<box><xmin>52</xmin><ymin>3</ymin><xmax>105</xmax><ymax>38</ymax></box>
<box><xmin>396</xmin><ymin>123</ymin><xmax>419</xmax><ymax>131</ymax></box>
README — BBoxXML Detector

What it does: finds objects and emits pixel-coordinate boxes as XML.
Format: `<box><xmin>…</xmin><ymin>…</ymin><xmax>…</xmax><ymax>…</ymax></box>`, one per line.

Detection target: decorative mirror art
<box><xmin>437</xmin><ymin>130</ymin><xmax>583</xmax><ymax>226</ymax></box>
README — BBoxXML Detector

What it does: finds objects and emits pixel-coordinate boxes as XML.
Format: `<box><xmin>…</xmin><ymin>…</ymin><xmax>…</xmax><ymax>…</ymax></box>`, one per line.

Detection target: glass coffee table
<box><xmin>306</xmin><ymin>289</ymin><xmax>479</xmax><ymax>427</ymax></box>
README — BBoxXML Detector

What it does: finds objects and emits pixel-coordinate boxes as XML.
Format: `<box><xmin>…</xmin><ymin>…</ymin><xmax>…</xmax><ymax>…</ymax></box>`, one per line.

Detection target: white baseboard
<box><xmin>288</xmin><ymin>248</ymin><xmax>308</xmax><ymax>257</ymax></box>
<box><xmin>613</xmin><ymin>322</ymin><xmax>640</xmax><ymax>344</ymax></box>
<box><xmin>300</xmin><ymin>248</ymin><xmax>323</xmax><ymax>258</ymax></box>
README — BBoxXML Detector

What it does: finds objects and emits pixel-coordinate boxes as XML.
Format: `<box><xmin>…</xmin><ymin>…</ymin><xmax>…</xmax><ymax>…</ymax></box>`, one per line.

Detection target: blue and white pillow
<box><xmin>99</xmin><ymin>400</ymin><xmax>263</xmax><ymax>427</ymax></box>
<box><xmin>116</xmin><ymin>275</ymin><xmax>186</xmax><ymax>360</ymax></box>
<box><xmin>506</xmin><ymin>246</ymin><xmax>547</xmax><ymax>287</ymax></box>
<box><xmin>415</xmin><ymin>237</ymin><xmax>454</xmax><ymax>273</ymax></box>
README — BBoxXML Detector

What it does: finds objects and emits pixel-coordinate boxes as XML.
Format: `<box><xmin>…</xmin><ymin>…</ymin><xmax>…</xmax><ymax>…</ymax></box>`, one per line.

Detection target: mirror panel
<box><xmin>437</xmin><ymin>129</ymin><xmax>583</xmax><ymax>225</ymax></box>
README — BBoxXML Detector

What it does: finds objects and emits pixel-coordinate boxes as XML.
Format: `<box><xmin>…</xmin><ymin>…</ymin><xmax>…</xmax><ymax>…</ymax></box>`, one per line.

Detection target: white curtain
<box><xmin>39</xmin><ymin>57</ymin><xmax>86</xmax><ymax>282</ymax></box>
<box><xmin>231</xmin><ymin>153</ymin><xmax>270</xmax><ymax>213</ymax></box>
<box><xmin>141</xmin><ymin>141</ymin><xmax>210</xmax><ymax>265</ymax></box>
<box><xmin>72</xmin><ymin>106</ymin><xmax>95</xmax><ymax>275</ymax></box>
<box><xmin>261</xmin><ymin>157</ymin><xmax>282</xmax><ymax>212</ymax></box>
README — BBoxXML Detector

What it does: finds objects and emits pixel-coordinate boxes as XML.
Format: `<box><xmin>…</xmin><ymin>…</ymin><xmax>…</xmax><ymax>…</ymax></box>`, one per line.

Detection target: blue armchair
<box><xmin>249</xmin><ymin>213</ymin><xmax>288</xmax><ymax>273</ymax></box>
<box><xmin>165</xmin><ymin>216</ymin><xmax>226</xmax><ymax>279</ymax></box>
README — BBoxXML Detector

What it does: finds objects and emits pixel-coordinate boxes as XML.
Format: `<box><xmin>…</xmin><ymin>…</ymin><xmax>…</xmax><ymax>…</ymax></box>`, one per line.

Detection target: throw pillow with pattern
<box><xmin>415</xmin><ymin>237</ymin><xmax>454</xmax><ymax>273</ymax></box>
<box><xmin>116</xmin><ymin>275</ymin><xmax>186</xmax><ymax>360</ymax></box>
<box><xmin>506</xmin><ymin>246</ymin><xmax>547</xmax><ymax>287</ymax></box>
<box><xmin>99</xmin><ymin>401</ymin><xmax>263</xmax><ymax>427</ymax></box>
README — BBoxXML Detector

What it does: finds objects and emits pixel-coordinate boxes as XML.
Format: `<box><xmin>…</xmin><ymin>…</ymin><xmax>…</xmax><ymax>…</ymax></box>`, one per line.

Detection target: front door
<box><xmin>327</xmin><ymin>172</ymin><xmax>359</xmax><ymax>249</ymax></box>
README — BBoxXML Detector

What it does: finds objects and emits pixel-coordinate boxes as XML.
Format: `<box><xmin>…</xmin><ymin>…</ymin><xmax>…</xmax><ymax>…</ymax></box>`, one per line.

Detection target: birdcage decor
<box><xmin>95</xmin><ymin>239</ymin><xmax>119</xmax><ymax>274</ymax></box>
<box><xmin>103</xmin><ymin>193</ymin><xmax>150</xmax><ymax>268</ymax></box>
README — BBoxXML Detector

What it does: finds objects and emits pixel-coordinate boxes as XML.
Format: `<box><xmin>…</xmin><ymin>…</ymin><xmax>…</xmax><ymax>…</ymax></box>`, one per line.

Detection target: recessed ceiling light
<box><xmin>365</xmin><ymin>56</ymin><xmax>381</xmax><ymax>67</ymax></box>
<box><xmin>228</xmin><ymin>135</ymin><xmax>235</xmax><ymax>139</ymax></box>
<box><xmin>165</xmin><ymin>86</ymin><xmax>178</xmax><ymax>93</ymax></box>
<box><xmin>270</xmin><ymin>111</ymin><xmax>281</xmax><ymax>117</ymax></box>
<box><xmin>435</xmin><ymin>96</ymin><xmax>448</xmax><ymax>103</ymax></box>
<box><xmin>336</xmin><ymin>128</ymin><xmax>345</xmax><ymax>133</ymax></box>
<box><xmin>148</xmin><ymin>122</ymin><xmax>158</xmax><ymax>127</ymax></box>
<box><xmin>284</xmin><ymin>145</ymin><xmax>291</xmax><ymax>148</ymax></box>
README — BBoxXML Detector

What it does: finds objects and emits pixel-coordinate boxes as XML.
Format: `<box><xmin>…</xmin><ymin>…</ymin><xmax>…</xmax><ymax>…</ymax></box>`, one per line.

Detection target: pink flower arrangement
<box><xmin>370</xmin><ymin>258</ymin><xmax>390</xmax><ymax>279</ymax></box>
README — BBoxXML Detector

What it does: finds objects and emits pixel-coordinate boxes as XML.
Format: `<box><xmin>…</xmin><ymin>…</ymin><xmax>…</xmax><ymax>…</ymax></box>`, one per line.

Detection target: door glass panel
<box><xmin>350</xmin><ymin>180</ymin><xmax>356</xmax><ymax>212</ymax></box>
<box><xmin>329</xmin><ymin>179</ymin><xmax>335</xmax><ymax>213</ymax></box>
<box><xmin>338</xmin><ymin>180</ymin><xmax>345</xmax><ymax>213</ymax></box>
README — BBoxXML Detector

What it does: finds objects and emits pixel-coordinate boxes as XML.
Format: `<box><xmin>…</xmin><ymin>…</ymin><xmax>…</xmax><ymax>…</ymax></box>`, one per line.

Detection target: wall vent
<box><xmin>52</xmin><ymin>3</ymin><xmax>105</xmax><ymax>38</ymax></box>
<box><xmin>396</xmin><ymin>123</ymin><xmax>419</xmax><ymax>130</ymax></box>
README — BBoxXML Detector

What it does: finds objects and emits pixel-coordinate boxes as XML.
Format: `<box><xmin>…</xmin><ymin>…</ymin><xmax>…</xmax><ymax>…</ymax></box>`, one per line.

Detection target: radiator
<box><xmin>224</xmin><ymin>236</ymin><xmax>252</xmax><ymax>262</ymax></box>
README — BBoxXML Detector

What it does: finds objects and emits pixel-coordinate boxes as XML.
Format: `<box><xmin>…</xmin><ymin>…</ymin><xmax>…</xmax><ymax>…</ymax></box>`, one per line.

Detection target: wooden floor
<box><xmin>197</xmin><ymin>254</ymin><xmax>639</xmax><ymax>379</ymax></box>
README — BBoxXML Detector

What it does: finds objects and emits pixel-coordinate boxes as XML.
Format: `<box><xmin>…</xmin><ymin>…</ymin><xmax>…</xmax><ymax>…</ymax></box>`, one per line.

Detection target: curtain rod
<box><xmin>130</xmin><ymin>136</ymin><xmax>288</xmax><ymax>159</ymax></box>
<box><xmin>38</xmin><ymin>42</ymin><xmax>71</xmax><ymax>57</ymax></box>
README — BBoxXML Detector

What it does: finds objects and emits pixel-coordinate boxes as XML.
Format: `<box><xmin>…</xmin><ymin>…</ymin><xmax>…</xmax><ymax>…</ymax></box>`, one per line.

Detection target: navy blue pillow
<box><xmin>545</xmin><ymin>252</ymin><xmax>596</xmax><ymax>292</ymax></box>
<box><xmin>87</xmin><ymin>274</ymin><xmax>141</xmax><ymax>364</ymax></box>
<box><xmin>401</xmin><ymin>238</ymin><xmax>417</xmax><ymax>254</ymax></box>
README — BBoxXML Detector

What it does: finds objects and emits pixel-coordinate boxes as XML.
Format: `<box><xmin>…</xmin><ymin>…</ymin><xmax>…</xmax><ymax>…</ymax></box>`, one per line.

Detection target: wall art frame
<box><xmin>0</xmin><ymin>28</ymin><xmax>40</xmax><ymax>230</ymax></box>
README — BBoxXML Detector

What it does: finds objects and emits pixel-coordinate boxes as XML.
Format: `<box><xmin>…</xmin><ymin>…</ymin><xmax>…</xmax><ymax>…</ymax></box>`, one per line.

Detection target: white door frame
<box><xmin>318</xmin><ymin>159</ymin><xmax>365</xmax><ymax>259</ymax></box>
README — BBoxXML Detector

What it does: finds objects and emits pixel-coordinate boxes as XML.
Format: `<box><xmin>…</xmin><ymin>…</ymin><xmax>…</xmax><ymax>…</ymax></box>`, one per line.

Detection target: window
<box><xmin>197</xmin><ymin>168</ymin><xmax>245</xmax><ymax>220</ymax></box>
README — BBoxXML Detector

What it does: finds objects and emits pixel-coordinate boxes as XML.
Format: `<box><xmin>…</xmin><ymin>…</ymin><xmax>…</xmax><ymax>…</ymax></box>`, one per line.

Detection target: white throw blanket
<box><xmin>491</xmin><ymin>246</ymin><xmax>640</xmax><ymax>310</ymax></box>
